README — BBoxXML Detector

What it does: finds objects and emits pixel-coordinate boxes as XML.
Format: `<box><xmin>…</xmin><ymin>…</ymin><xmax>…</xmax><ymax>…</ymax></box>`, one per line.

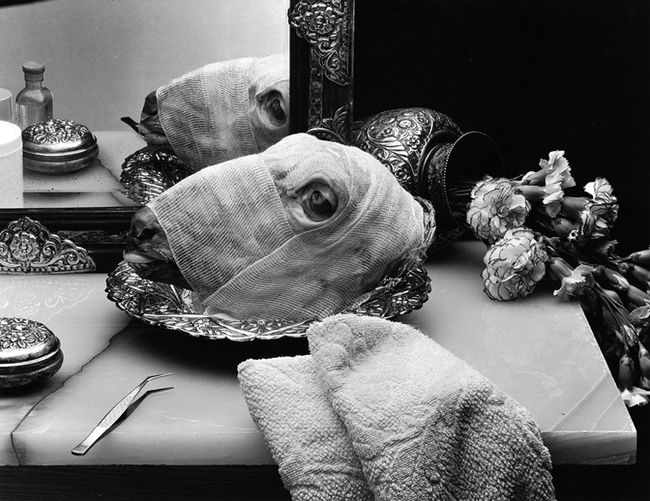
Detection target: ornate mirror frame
<box><xmin>288</xmin><ymin>0</ymin><xmax>355</xmax><ymax>143</ymax></box>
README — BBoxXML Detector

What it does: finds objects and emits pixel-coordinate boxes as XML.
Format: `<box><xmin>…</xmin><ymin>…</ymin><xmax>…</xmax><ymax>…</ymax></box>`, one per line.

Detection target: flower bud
<box><xmin>561</xmin><ymin>196</ymin><xmax>589</xmax><ymax>221</ymax></box>
<box><xmin>619</xmin><ymin>352</ymin><xmax>636</xmax><ymax>391</ymax></box>
<box><xmin>622</xmin><ymin>324</ymin><xmax>639</xmax><ymax>347</ymax></box>
<box><xmin>602</xmin><ymin>288</ymin><xmax>624</xmax><ymax>307</ymax></box>
<box><xmin>601</xmin><ymin>304</ymin><xmax>626</xmax><ymax>345</ymax></box>
<box><xmin>547</xmin><ymin>257</ymin><xmax>573</xmax><ymax>280</ymax></box>
<box><xmin>628</xmin><ymin>304</ymin><xmax>650</xmax><ymax>329</ymax></box>
<box><xmin>625</xmin><ymin>284</ymin><xmax>650</xmax><ymax>308</ymax></box>
<box><xmin>628</xmin><ymin>264</ymin><xmax>650</xmax><ymax>293</ymax></box>
<box><xmin>596</xmin><ymin>267</ymin><xmax>630</xmax><ymax>293</ymax></box>
<box><xmin>638</xmin><ymin>343</ymin><xmax>650</xmax><ymax>388</ymax></box>
<box><xmin>552</xmin><ymin>217</ymin><xmax>579</xmax><ymax>238</ymax></box>
<box><xmin>627</xmin><ymin>249</ymin><xmax>650</xmax><ymax>268</ymax></box>
<box><xmin>517</xmin><ymin>184</ymin><xmax>546</xmax><ymax>202</ymax></box>
<box><xmin>520</xmin><ymin>168</ymin><xmax>549</xmax><ymax>186</ymax></box>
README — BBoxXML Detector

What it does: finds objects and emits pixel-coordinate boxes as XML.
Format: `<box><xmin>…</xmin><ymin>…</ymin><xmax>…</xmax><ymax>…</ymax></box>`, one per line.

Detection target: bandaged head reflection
<box><xmin>137</xmin><ymin>53</ymin><xmax>289</xmax><ymax>170</ymax></box>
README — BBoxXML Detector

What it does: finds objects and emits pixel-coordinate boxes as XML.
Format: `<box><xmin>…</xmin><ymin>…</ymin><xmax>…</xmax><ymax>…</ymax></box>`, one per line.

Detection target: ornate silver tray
<box><xmin>105</xmin><ymin>200</ymin><xmax>435</xmax><ymax>341</ymax></box>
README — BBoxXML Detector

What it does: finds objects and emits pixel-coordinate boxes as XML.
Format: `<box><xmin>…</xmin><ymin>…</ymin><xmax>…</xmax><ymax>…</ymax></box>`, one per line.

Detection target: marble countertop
<box><xmin>0</xmin><ymin>241</ymin><xmax>636</xmax><ymax>466</ymax></box>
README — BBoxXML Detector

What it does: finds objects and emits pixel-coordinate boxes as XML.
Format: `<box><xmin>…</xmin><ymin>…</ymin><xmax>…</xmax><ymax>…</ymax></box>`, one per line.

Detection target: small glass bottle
<box><xmin>15</xmin><ymin>61</ymin><xmax>53</xmax><ymax>130</ymax></box>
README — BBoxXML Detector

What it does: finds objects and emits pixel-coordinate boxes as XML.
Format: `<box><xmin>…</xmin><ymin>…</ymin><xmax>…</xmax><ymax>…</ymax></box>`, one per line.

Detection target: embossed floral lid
<box><xmin>22</xmin><ymin>118</ymin><xmax>96</xmax><ymax>154</ymax></box>
<box><xmin>0</xmin><ymin>317</ymin><xmax>63</xmax><ymax>388</ymax></box>
<box><xmin>22</xmin><ymin>118</ymin><xmax>98</xmax><ymax>174</ymax></box>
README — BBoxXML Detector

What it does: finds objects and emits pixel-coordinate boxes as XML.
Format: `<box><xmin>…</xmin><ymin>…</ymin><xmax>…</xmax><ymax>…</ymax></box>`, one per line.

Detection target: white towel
<box><xmin>238</xmin><ymin>355</ymin><xmax>373</xmax><ymax>500</ymax></box>
<box><xmin>238</xmin><ymin>314</ymin><xmax>556</xmax><ymax>501</ymax></box>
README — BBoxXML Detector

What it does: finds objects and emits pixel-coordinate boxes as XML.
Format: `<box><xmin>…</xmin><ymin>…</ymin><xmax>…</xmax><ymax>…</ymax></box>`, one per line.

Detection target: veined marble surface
<box><xmin>0</xmin><ymin>242</ymin><xmax>636</xmax><ymax>466</ymax></box>
<box><xmin>406</xmin><ymin>243</ymin><xmax>636</xmax><ymax>466</ymax></box>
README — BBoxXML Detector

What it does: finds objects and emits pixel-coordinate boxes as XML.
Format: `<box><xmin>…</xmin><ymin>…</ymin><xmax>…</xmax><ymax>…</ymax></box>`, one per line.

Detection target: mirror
<box><xmin>0</xmin><ymin>0</ymin><xmax>290</xmax><ymax>210</ymax></box>
<box><xmin>0</xmin><ymin>0</ymin><xmax>292</xmax><ymax>270</ymax></box>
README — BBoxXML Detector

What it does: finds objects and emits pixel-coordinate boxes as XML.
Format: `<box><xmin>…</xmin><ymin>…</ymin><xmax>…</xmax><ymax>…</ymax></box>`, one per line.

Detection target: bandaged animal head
<box><xmin>142</xmin><ymin>133</ymin><xmax>428</xmax><ymax>320</ymax></box>
<box><xmin>156</xmin><ymin>53</ymin><xmax>289</xmax><ymax>170</ymax></box>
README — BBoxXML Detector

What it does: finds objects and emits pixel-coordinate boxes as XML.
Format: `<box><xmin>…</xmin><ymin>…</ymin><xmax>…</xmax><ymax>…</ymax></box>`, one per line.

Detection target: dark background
<box><xmin>354</xmin><ymin>0</ymin><xmax>650</xmax><ymax>255</ymax></box>
<box><xmin>355</xmin><ymin>2</ymin><xmax>650</xmax><ymax>499</ymax></box>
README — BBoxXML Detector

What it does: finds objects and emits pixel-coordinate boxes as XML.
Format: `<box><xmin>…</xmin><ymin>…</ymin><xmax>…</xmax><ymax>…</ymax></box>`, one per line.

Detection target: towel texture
<box><xmin>238</xmin><ymin>315</ymin><xmax>556</xmax><ymax>501</ymax></box>
<box><xmin>238</xmin><ymin>355</ymin><xmax>373</xmax><ymax>501</ymax></box>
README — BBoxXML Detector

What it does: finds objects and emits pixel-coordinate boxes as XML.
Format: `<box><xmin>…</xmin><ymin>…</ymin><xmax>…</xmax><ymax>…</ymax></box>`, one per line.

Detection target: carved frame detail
<box><xmin>0</xmin><ymin>217</ymin><xmax>96</xmax><ymax>274</ymax></box>
<box><xmin>289</xmin><ymin>0</ymin><xmax>355</xmax><ymax>143</ymax></box>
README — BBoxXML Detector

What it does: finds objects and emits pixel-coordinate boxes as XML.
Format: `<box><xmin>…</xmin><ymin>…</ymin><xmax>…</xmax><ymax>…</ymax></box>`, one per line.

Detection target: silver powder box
<box><xmin>22</xmin><ymin>118</ymin><xmax>99</xmax><ymax>174</ymax></box>
<box><xmin>0</xmin><ymin>318</ymin><xmax>63</xmax><ymax>388</ymax></box>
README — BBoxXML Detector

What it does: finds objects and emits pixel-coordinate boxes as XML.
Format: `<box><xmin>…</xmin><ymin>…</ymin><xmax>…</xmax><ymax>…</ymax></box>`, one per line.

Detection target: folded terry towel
<box><xmin>238</xmin><ymin>355</ymin><xmax>373</xmax><ymax>501</ymax></box>
<box><xmin>238</xmin><ymin>314</ymin><xmax>556</xmax><ymax>501</ymax></box>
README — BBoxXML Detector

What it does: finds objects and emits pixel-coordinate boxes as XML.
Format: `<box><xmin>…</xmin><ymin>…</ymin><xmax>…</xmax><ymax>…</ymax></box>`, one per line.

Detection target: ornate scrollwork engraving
<box><xmin>22</xmin><ymin>118</ymin><xmax>93</xmax><ymax>146</ymax></box>
<box><xmin>289</xmin><ymin>0</ymin><xmax>352</xmax><ymax>86</ymax></box>
<box><xmin>0</xmin><ymin>217</ymin><xmax>96</xmax><ymax>274</ymax></box>
<box><xmin>290</xmin><ymin>0</ymin><xmax>354</xmax><ymax>142</ymax></box>
<box><xmin>353</xmin><ymin>108</ymin><xmax>461</xmax><ymax>193</ymax></box>
<box><xmin>0</xmin><ymin>317</ymin><xmax>53</xmax><ymax>351</ymax></box>
<box><xmin>308</xmin><ymin>103</ymin><xmax>352</xmax><ymax>143</ymax></box>
<box><xmin>353</xmin><ymin>108</ymin><xmax>467</xmax><ymax>252</ymax></box>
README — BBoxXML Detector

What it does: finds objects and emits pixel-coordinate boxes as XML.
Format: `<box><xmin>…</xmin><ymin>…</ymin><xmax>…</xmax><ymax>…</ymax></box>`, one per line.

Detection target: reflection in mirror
<box><xmin>0</xmin><ymin>0</ymin><xmax>290</xmax><ymax>209</ymax></box>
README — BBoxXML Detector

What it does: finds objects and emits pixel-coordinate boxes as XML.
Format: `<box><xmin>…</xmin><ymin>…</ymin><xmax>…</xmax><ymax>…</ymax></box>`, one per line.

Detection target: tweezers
<box><xmin>71</xmin><ymin>372</ymin><xmax>173</xmax><ymax>456</ymax></box>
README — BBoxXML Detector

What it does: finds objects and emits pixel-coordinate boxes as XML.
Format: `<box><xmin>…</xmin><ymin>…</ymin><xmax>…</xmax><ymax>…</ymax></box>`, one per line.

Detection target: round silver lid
<box><xmin>0</xmin><ymin>317</ymin><xmax>60</xmax><ymax>364</ymax></box>
<box><xmin>22</xmin><ymin>118</ymin><xmax>97</xmax><ymax>155</ymax></box>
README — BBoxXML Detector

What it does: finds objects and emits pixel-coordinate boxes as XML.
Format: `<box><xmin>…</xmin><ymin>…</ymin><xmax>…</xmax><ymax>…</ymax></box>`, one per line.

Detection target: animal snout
<box><xmin>123</xmin><ymin>206</ymin><xmax>172</xmax><ymax>264</ymax></box>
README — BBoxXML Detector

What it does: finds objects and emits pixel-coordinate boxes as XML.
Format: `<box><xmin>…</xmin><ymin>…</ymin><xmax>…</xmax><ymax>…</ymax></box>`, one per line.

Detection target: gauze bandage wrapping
<box><xmin>148</xmin><ymin>133</ymin><xmax>427</xmax><ymax>320</ymax></box>
<box><xmin>156</xmin><ymin>54</ymin><xmax>289</xmax><ymax>170</ymax></box>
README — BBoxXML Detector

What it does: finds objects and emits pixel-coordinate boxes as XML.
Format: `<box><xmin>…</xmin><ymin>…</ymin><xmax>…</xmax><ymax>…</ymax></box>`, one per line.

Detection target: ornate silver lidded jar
<box><xmin>0</xmin><ymin>317</ymin><xmax>63</xmax><ymax>388</ymax></box>
<box><xmin>353</xmin><ymin>108</ymin><xmax>504</xmax><ymax>252</ymax></box>
<box><xmin>22</xmin><ymin>118</ymin><xmax>98</xmax><ymax>174</ymax></box>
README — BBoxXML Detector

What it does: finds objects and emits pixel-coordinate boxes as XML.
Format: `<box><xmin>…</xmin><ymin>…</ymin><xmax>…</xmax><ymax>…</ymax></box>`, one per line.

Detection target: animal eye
<box><xmin>302</xmin><ymin>184</ymin><xmax>337</xmax><ymax>221</ymax></box>
<box><xmin>260</xmin><ymin>90</ymin><xmax>287</xmax><ymax>127</ymax></box>
<box><xmin>269</xmin><ymin>97</ymin><xmax>286</xmax><ymax>124</ymax></box>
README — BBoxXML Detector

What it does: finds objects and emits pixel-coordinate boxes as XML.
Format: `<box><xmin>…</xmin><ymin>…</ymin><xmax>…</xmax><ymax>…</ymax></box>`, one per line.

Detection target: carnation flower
<box><xmin>567</xmin><ymin>179</ymin><xmax>618</xmax><ymax>245</ymax></box>
<box><xmin>481</xmin><ymin>228</ymin><xmax>549</xmax><ymax>301</ymax></box>
<box><xmin>520</xmin><ymin>151</ymin><xmax>575</xmax><ymax>217</ymax></box>
<box><xmin>553</xmin><ymin>264</ymin><xmax>596</xmax><ymax>302</ymax></box>
<box><xmin>584</xmin><ymin>177</ymin><xmax>618</xmax><ymax>224</ymax></box>
<box><xmin>619</xmin><ymin>352</ymin><xmax>650</xmax><ymax>407</ymax></box>
<box><xmin>542</xmin><ymin>151</ymin><xmax>576</xmax><ymax>217</ymax></box>
<box><xmin>639</xmin><ymin>343</ymin><xmax>650</xmax><ymax>389</ymax></box>
<box><xmin>466</xmin><ymin>177</ymin><xmax>530</xmax><ymax>245</ymax></box>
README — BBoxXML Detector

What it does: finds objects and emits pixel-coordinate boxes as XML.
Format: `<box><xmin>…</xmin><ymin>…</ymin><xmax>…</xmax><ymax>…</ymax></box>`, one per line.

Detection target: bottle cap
<box><xmin>0</xmin><ymin>120</ymin><xmax>22</xmax><ymax>156</ymax></box>
<box><xmin>22</xmin><ymin>61</ymin><xmax>45</xmax><ymax>82</ymax></box>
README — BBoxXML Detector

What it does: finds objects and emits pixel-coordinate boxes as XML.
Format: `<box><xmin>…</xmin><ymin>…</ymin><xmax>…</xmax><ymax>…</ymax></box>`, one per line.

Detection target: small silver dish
<box><xmin>22</xmin><ymin>118</ymin><xmax>99</xmax><ymax>174</ymax></box>
<box><xmin>0</xmin><ymin>317</ymin><xmax>63</xmax><ymax>388</ymax></box>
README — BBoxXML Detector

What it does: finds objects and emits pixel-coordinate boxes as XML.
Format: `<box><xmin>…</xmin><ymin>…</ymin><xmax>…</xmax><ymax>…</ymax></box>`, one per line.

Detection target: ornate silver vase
<box><xmin>353</xmin><ymin>107</ymin><xmax>503</xmax><ymax>252</ymax></box>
